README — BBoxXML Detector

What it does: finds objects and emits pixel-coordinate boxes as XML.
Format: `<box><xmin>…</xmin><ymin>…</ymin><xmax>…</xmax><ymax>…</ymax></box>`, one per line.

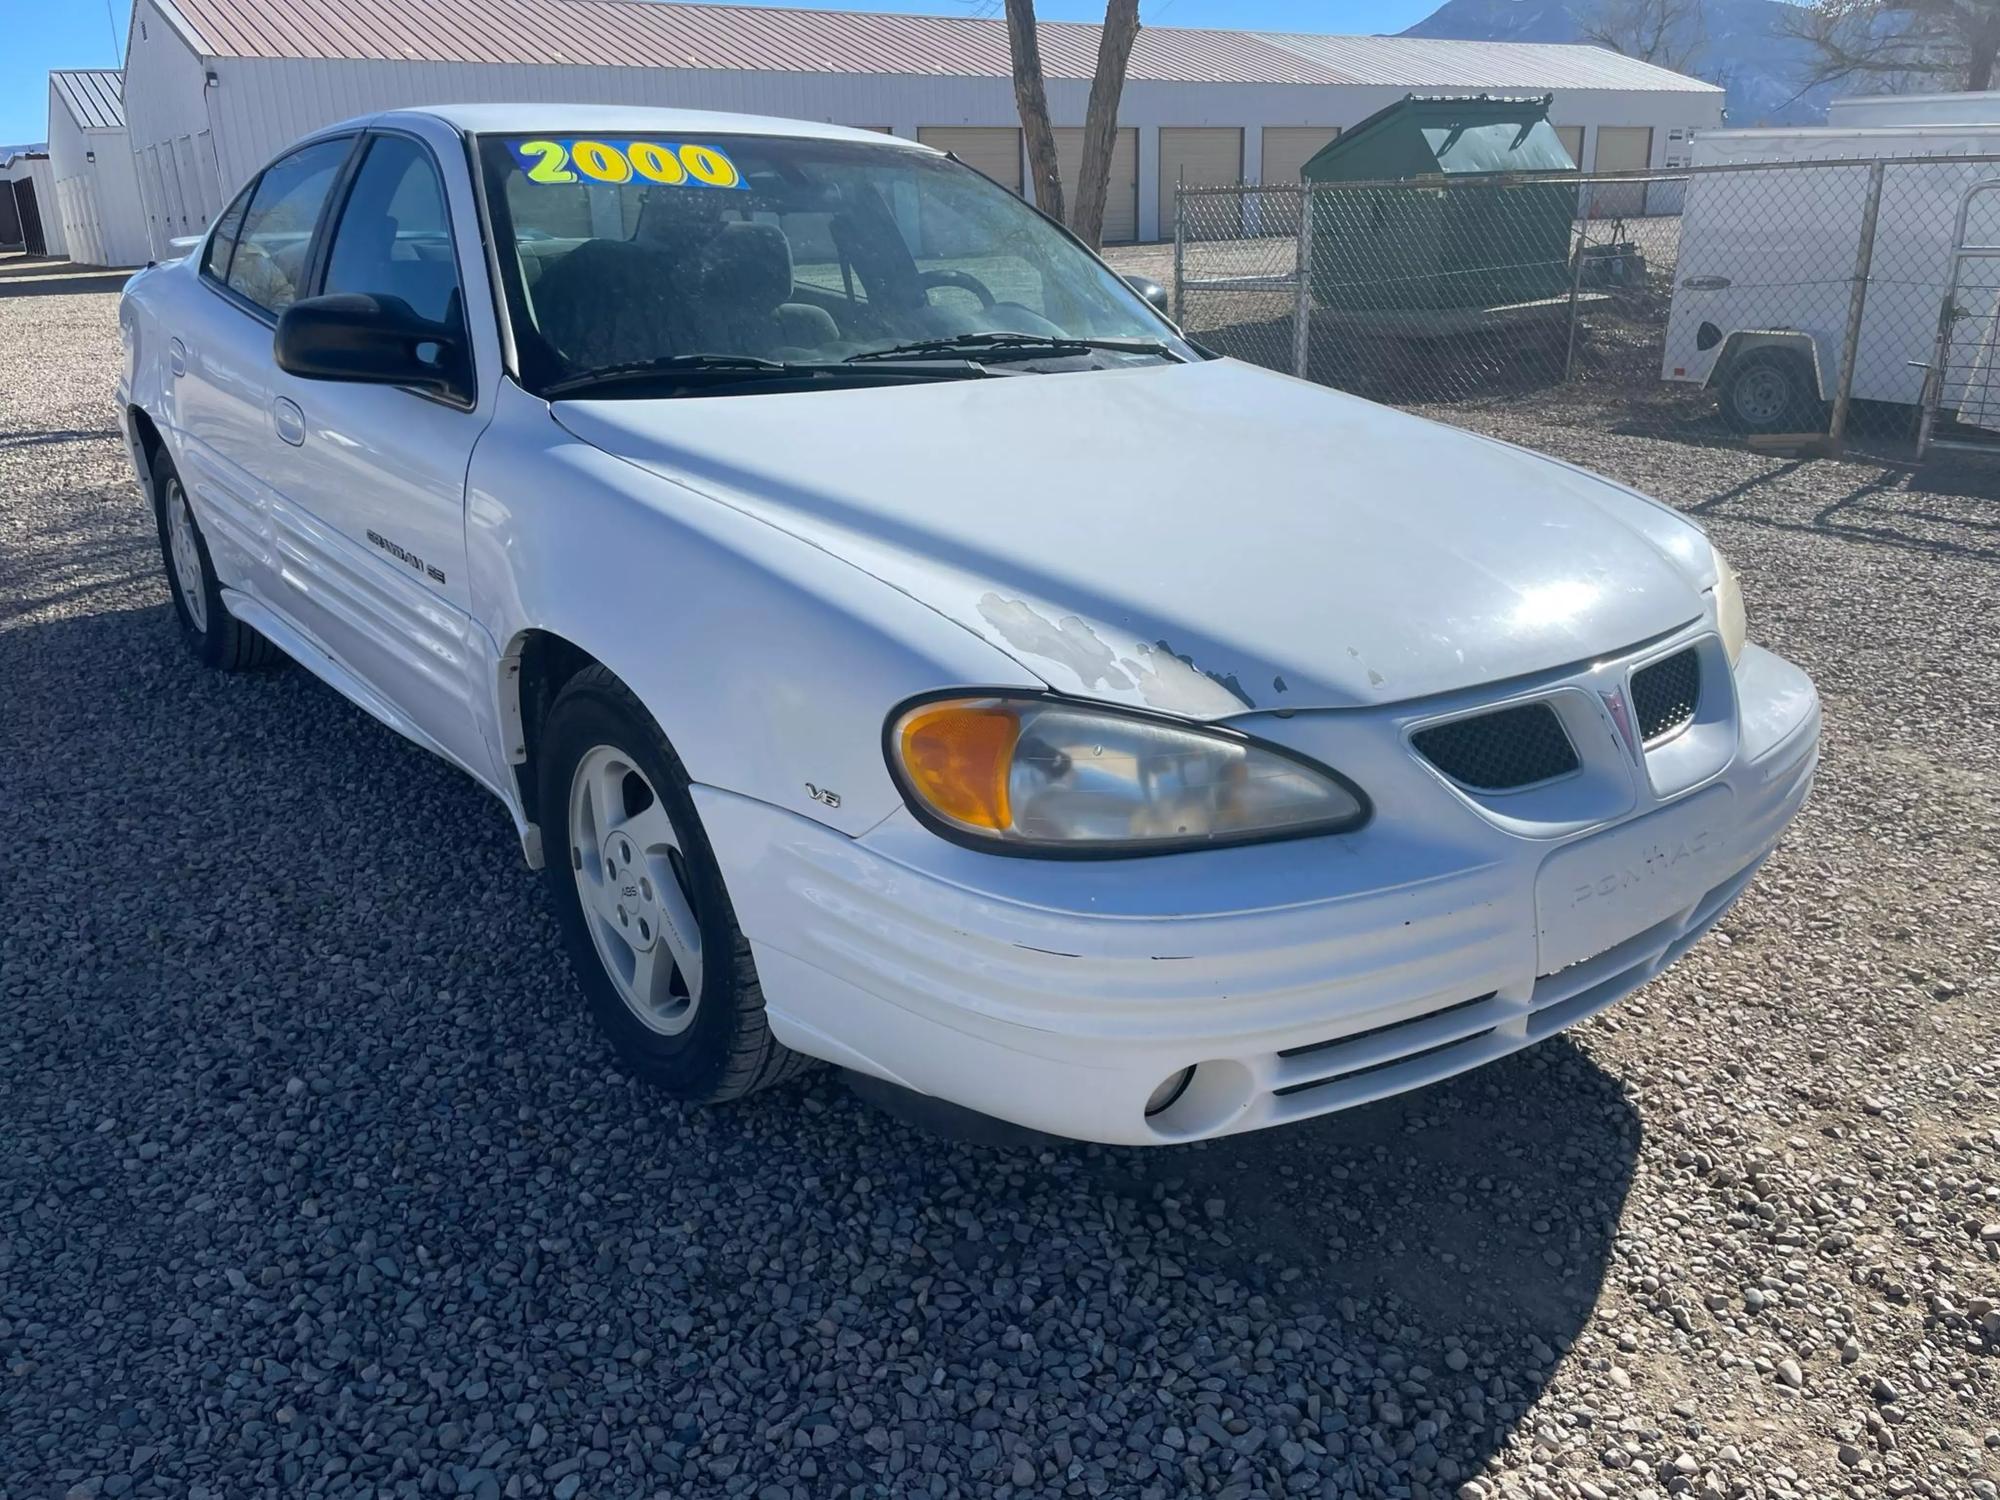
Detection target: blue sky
<box><xmin>2</xmin><ymin>0</ymin><xmax>1444</xmax><ymax>147</ymax></box>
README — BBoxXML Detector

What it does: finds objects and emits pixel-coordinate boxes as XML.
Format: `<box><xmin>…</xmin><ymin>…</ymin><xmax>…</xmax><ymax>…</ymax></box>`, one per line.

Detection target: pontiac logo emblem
<box><xmin>1600</xmin><ymin>688</ymin><xmax>1641</xmax><ymax>763</ymax></box>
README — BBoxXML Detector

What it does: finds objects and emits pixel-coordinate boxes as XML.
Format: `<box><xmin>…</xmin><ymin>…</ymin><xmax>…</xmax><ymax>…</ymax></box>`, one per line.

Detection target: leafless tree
<box><xmin>1583</xmin><ymin>0</ymin><xmax>1709</xmax><ymax>73</ymax></box>
<box><xmin>1782</xmin><ymin>0</ymin><xmax>1998</xmax><ymax>93</ymax></box>
<box><xmin>1002</xmin><ymin>0</ymin><xmax>1142</xmax><ymax>250</ymax></box>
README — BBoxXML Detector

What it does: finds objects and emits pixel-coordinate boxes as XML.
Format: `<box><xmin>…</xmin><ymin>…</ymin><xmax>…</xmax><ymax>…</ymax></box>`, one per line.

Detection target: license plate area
<box><xmin>1535</xmin><ymin>785</ymin><xmax>1735</xmax><ymax>974</ymax></box>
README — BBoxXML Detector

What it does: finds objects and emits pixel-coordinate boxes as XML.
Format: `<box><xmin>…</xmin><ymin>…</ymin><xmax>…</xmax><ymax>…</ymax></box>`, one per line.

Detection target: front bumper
<box><xmin>699</xmin><ymin>637</ymin><xmax>1820</xmax><ymax>1145</ymax></box>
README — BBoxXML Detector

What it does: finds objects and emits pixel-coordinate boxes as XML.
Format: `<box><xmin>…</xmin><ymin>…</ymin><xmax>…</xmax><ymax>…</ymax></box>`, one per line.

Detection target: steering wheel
<box><xmin>917</xmin><ymin>268</ymin><xmax>996</xmax><ymax>309</ymax></box>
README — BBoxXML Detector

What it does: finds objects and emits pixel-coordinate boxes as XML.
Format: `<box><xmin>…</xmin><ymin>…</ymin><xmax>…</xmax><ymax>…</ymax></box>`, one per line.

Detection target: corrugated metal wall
<box><xmin>124</xmin><ymin>0</ymin><xmax>224</xmax><ymax>256</ymax></box>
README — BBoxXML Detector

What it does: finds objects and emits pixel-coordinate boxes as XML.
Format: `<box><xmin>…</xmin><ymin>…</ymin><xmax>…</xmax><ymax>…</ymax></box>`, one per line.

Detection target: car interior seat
<box><xmin>529</xmin><ymin>238</ymin><xmax>694</xmax><ymax>373</ymax></box>
<box><xmin>689</xmin><ymin>221</ymin><xmax>842</xmax><ymax>357</ymax></box>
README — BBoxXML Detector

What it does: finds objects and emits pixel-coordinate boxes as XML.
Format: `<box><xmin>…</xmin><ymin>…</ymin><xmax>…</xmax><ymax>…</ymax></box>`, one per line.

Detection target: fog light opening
<box><xmin>1145</xmin><ymin>1066</ymin><xmax>1195</xmax><ymax>1118</ymax></box>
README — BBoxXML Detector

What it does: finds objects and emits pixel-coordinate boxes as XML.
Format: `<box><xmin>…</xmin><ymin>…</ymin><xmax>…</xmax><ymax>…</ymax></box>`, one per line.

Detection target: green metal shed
<box><xmin>1303</xmin><ymin>94</ymin><xmax>1579</xmax><ymax>315</ymax></box>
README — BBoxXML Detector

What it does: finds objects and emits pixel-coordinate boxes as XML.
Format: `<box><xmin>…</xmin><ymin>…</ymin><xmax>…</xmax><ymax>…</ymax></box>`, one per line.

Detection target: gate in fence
<box><xmin>1171</xmin><ymin>155</ymin><xmax>2000</xmax><ymax>462</ymax></box>
<box><xmin>1920</xmin><ymin>177</ymin><xmax>2000</xmax><ymax>458</ymax></box>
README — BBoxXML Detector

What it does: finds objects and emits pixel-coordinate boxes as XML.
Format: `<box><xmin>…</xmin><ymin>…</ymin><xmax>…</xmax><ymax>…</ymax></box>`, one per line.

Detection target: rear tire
<box><xmin>150</xmin><ymin>446</ymin><xmax>283</xmax><ymax>672</ymax></box>
<box><xmin>1718</xmin><ymin>351</ymin><xmax>1819</xmax><ymax>435</ymax></box>
<box><xmin>538</xmin><ymin>665</ymin><xmax>812</xmax><ymax>1104</ymax></box>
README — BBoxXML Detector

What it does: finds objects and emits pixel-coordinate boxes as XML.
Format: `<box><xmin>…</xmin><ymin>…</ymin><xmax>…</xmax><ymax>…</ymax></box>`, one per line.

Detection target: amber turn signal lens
<box><xmin>897</xmin><ymin>700</ymin><xmax>1020</xmax><ymax>831</ymax></box>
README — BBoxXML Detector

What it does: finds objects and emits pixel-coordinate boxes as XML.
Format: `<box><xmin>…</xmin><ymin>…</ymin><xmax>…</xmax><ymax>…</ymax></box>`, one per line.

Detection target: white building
<box><xmin>47</xmin><ymin>70</ymin><xmax>150</xmax><ymax>267</ymax></box>
<box><xmin>120</xmin><ymin>0</ymin><xmax>1723</xmax><ymax>258</ymax></box>
<box><xmin>0</xmin><ymin>149</ymin><xmax>65</xmax><ymax>259</ymax></box>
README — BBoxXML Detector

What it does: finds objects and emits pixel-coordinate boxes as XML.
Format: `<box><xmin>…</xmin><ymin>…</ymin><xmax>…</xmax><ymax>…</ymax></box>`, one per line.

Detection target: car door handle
<box><xmin>168</xmin><ymin>338</ymin><xmax>187</xmax><ymax>377</ymax></box>
<box><xmin>272</xmin><ymin>398</ymin><xmax>306</xmax><ymax>447</ymax></box>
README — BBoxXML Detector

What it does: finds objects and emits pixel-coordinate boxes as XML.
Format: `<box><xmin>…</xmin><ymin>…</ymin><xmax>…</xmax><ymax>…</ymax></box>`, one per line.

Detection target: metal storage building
<box><xmin>47</xmin><ymin>71</ymin><xmax>151</xmax><ymax>267</ymax></box>
<box><xmin>118</xmin><ymin>0</ymin><xmax>1723</xmax><ymax>258</ymax></box>
<box><xmin>0</xmin><ymin>149</ymin><xmax>66</xmax><ymax>259</ymax></box>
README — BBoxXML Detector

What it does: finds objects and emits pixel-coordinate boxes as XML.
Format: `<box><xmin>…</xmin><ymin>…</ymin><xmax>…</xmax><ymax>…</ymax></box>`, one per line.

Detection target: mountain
<box><xmin>1400</xmin><ymin>0</ymin><xmax>1842</xmax><ymax>124</ymax></box>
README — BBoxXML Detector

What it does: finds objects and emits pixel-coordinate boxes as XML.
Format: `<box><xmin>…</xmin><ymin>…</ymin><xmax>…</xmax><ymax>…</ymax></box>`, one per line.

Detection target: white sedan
<box><xmin>117</xmin><ymin>104</ymin><xmax>1820</xmax><ymax>1144</ymax></box>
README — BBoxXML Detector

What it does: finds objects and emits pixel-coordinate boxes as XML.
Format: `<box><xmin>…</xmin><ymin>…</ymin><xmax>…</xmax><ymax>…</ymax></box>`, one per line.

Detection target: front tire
<box><xmin>150</xmin><ymin>446</ymin><xmax>283</xmax><ymax>671</ymax></box>
<box><xmin>538</xmin><ymin>665</ymin><xmax>810</xmax><ymax>1104</ymax></box>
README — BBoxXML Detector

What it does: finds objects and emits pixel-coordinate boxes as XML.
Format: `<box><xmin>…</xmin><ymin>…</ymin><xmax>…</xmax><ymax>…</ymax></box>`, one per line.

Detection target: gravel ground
<box><xmin>2</xmin><ymin>267</ymin><xmax>1997</xmax><ymax>1500</ymax></box>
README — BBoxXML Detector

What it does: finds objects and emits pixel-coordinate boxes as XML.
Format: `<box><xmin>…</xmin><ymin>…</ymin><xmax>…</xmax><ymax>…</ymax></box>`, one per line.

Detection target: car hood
<box><xmin>554</xmin><ymin>358</ymin><xmax>1713</xmax><ymax>718</ymax></box>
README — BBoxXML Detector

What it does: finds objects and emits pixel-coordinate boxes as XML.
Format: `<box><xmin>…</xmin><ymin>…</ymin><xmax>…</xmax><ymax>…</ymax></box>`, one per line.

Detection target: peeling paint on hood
<box><xmin>975</xmin><ymin>595</ymin><xmax>1254</xmax><ymax>716</ymax></box>
<box><xmin>553</xmin><ymin>358</ymin><xmax>1712</xmax><ymax>718</ymax></box>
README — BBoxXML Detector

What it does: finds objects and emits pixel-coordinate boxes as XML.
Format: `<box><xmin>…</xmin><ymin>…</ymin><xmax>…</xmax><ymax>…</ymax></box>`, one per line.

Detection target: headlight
<box><xmin>1712</xmin><ymin>547</ymin><xmax>1748</xmax><ymax>667</ymax></box>
<box><xmin>886</xmin><ymin>693</ymin><xmax>1368</xmax><ymax>855</ymax></box>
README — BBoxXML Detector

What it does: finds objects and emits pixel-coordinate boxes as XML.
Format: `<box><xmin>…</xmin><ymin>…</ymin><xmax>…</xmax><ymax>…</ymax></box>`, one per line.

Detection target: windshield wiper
<box><xmin>845</xmin><ymin>332</ymin><xmax>1186</xmax><ymax>365</ymax></box>
<box><xmin>543</xmin><ymin>351</ymin><xmax>993</xmax><ymax>399</ymax></box>
<box><xmin>543</xmin><ymin>353</ymin><xmax>807</xmax><ymax>398</ymax></box>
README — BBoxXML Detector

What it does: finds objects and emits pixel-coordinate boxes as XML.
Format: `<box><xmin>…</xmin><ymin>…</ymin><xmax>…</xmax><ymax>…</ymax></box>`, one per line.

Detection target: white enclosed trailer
<box><xmin>1661</xmin><ymin>122</ymin><xmax>2000</xmax><ymax>438</ymax></box>
<box><xmin>1827</xmin><ymin>92</ymin><xmax>2000</xmax><ymax>128</ymax></box>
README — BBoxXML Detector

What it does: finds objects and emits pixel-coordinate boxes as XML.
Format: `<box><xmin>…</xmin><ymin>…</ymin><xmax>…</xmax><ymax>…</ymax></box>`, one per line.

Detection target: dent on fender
<box><xmin>976</xmin><ymin>593</ymin><xmax>1255</xmax><ymax>716</ymax></box>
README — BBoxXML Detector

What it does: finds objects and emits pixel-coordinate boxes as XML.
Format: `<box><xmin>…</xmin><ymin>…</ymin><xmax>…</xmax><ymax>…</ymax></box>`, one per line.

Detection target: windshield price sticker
<box><xmin>511</xmin><ymin>139</ymin><xmax>746</xmax><ymax>190</ymax></box>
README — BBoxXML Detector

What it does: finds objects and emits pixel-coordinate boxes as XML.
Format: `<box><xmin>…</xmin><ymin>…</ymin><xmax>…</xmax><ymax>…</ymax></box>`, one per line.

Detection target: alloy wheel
<box><xmin>567</xmin><ymin>744</ymin><xmax>705</xmax><ymax>1035</ymax></box>
<box><xmin>165</xmin><ymin>477</ymin><xmax>208</xmax><ymax>634</ymax></box>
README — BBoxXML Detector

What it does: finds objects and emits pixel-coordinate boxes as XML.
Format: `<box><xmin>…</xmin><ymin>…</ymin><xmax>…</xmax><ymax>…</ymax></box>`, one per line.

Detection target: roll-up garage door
<box><xmin>1260</xmin><ymin>126</ymin><xmax>1340</xmax><ymax>186</ymax></box>
<box><xmin>1053</xmin><ymin>126</ymin><xmax>1138</xmax><ymax>242</ymax></box>
<box><xmin>1159</xmin><ymin>127</ymin><xmax>1242</xmax><ymax>238</ymax></box>
<box><xmin>918</xmin><ymin>127</ymin><xmax>1022</xmax><ymax>194</ymax></box>
<box><xmin>1592</xmin><ymin>125</ymin><xmax>1653</xmax><ymax>217</ymax></box>
<box><xmin>1553</xmin><ymin>125</ymin><xmax>1585</xmax><ymax>170</ymax></box>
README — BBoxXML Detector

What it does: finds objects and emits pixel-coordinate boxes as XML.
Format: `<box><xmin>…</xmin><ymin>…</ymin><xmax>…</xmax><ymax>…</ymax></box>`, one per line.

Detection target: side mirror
<box><xmin>1124</xmin><ymin>274</ymin><xmax>1171</xmax><ymax>316</ymax></box>
<box><xmin>274</xmin><ymin>292</ymin><xmax>468</xmax><ymax>401</ymax></box>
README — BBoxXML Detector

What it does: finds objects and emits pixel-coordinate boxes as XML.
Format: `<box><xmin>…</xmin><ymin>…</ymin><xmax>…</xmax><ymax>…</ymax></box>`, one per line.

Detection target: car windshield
<box><xmin>477</xmin><ymin>131</ymin><xmax>1195</xmax><ymax>396</ymax></box>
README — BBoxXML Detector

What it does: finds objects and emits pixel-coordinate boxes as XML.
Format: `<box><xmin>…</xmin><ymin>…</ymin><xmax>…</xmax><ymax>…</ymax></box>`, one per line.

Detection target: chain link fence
<box><xmin>1165</xmin><ymin>157</ymin><xmax>2000</xmax><ymax>463</ymax></box>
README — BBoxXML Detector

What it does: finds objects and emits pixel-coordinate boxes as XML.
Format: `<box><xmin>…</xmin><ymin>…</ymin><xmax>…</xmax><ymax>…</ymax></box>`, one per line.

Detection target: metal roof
<box><xmin>153</xmin><ymin>0</ymin><xmax>1720</xmax><ymax>93</ymax></box>
<box><xmin>1258</xmin><ymin>32</ymin><xmax>1719</xmax><ymax>93</ymax></box>
<box><xmin>51</xmin><ymin>69</ymin><xmax>126</xmax><ymax>131</ymax></box>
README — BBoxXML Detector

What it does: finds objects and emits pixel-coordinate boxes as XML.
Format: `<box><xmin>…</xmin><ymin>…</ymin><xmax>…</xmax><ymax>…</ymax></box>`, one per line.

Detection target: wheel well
<box><xmin>1708</xmin><ymin>333</ymin><xmax>1824</xmax><ymax>400</ymax></box>
<box><xmin>129</xmin><ymin>406</ymin><xmax>165</xmax><ymax>493</ymax></box>
<box><xmin>503</xmin><ymin>630</ymin><xmax>603</xmax><ymax>861</ymax></box>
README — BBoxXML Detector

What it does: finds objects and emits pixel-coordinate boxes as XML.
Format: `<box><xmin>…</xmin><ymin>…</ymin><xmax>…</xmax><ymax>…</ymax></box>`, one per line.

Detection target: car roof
<box><xmin>364</xmin><ymin>103</ymin><xmax>932</xmax><ymax>150</ymax></box>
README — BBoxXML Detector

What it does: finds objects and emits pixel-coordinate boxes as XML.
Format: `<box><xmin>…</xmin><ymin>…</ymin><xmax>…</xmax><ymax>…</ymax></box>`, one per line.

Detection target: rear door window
<box><xmin>200</xmin><ymin>181</ymin><xmax>255</xmax><ymax>284</ymax></box>
<box><xmin>224</xmin><ymin>136</ymin><xmax>353</xmax><ymax>316</ymax></box>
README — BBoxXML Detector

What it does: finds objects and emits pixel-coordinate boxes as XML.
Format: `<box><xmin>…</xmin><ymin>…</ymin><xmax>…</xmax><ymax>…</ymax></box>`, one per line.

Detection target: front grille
<box><xmin>1632</xmin><ymin>648</ymin><xmax>1701</xmax><ymax>742</ymax></box>
<box><xmin>1412</xmin><ymin>702</ymin><xmax>1579</xmax><ymax>791</ymax></box>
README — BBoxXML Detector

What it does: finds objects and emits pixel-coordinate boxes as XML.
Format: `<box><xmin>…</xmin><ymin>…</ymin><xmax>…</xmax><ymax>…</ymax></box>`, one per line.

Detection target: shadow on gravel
<box><xmin>0</xmin><ymin>595</ymin><xmax>1641</xmax><ymax>1496</ymax></box>
<box><xmin>0</xmin><ymin>503</ymin><xmax>158</xmax><ymax>623</ymax></box>
<box><xmin>0</xmin><ymin>426</ymin><xmax>122</xmax><ymax>450</ymax></box>
<box><xmin>1691</xmin><ymin>459</ymin><xmax>2000</xmax><ymax>564</ymax></box>
<box><xmin>0</xmin><ymin>269</ymin><xmax>134</xmax><ymax>298</ymax></box>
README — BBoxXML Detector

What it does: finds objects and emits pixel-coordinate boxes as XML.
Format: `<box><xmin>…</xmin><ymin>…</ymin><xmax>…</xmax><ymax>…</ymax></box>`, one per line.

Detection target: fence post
<box><xmin>1172</xmin><ymin>167</ymin><xmax>1185</xmax><ymax>324</ymax></box>
<box><xmin>1563</xmin><ymin>181</ymin><xmax>1593</xmax><ymax>383</ymax></box>
<box><xmin>1829</xmin><ymin>161</ymin><xmax>1886</xmax><ymax>451</ymax></box>
<box><xmin>1293</xmin><ymin>186</ymin><xmax>1313</xmax><ymax>380</ymax></box>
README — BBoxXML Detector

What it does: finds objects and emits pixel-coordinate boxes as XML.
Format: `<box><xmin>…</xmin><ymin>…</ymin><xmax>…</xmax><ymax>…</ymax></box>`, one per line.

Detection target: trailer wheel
<box><xmin>1718</xmin><ymin>350</ymin><xmax>1818</xmax><ymax>435</ymax></box>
